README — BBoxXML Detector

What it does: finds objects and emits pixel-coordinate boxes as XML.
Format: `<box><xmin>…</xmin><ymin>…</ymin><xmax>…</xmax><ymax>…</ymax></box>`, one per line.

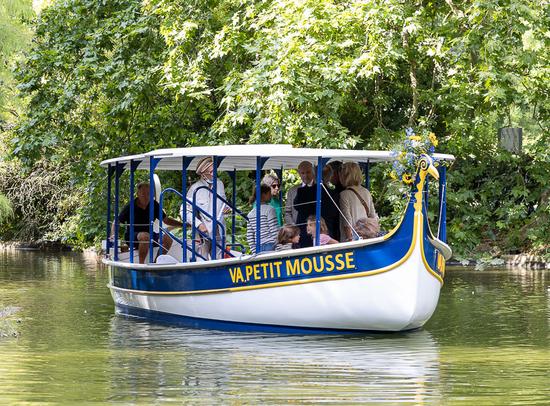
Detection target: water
<box><xmin>1</xmin><ymin>250</ymin><xmax>548</xmax><ymax>404</ymax></box>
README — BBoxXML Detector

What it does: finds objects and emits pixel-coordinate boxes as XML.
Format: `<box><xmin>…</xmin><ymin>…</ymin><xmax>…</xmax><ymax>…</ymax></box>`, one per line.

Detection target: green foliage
<box><xmin>0</xmin><ymin>0</ymin><xmax>34</xmax><ymax>125</ymax></box>
<box><xmin>2</xmin><ymin>0</ymin><xmax>548</xmax><ymax>259</ymax></box>
<box><xmin>0</xmin><ymin>193</ymin><xmax>13</xmax><ymax>225</ymax></box>
<box><xmin>0</xmin><ymin>159</ymin><xmax>80</xmax><ymax>243</ymax></box>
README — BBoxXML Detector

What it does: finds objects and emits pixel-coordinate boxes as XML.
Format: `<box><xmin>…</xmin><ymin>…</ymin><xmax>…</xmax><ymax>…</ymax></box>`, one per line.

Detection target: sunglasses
<box><xmin>271</xmin><ymin>184</ymin><xmax>280</xmax><ymax>188</ymax></box>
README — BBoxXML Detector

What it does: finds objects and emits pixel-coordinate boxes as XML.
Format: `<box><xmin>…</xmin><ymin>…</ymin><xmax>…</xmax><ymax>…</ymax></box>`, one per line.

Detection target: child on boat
<box><xmin>274</xmin><ymin>225</ymin><xmax>300</xmax><ymax>251</ymax></box>
<box><xmin>247</xmin><ymin>184</ymin><xmax>279</xmax><ymax>254</ymax></box>
<box><xmin>306</xmin><ymin>216</ymin><xmax>338</xmax><ymax>245</ymax></box>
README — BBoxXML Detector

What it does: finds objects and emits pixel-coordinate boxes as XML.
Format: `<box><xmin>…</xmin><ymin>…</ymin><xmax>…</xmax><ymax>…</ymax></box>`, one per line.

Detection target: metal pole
<box><xmin>212</xmin><ymin>157</ymin><xmax>219</xmax><ymax>259</ymax></box>
<box><xmin>148</xmin><ymin>157</ymin><xmax>160</xmax><ymax>263</ymax></box>
<box><xmin>314</xmin><ymin>157</ymin><xmax>324</xmax><ymax>246</ymax></box>
<box><xmin>129</xmin><ymin>160</ymin><xmax>139</xmax><ymax>263</ymax></box>
<box><xmin>275</xmin><ymin>167</ymin><xmax>283</xmax><ymax>202</ymax></box>
<box><xmin>181</xmin><ymin>157</ymin><xmax>192</xmax><ymax>262</ymax></box>
<box><xmin>255</xmin><ymin>157</ymin><xmax>262</xmax><ymax>254</ymax></box>
<box><xmin>439</xmin><ymin>165</ymin><xmax>447</xmax><ymax>243</ymax></box>
<box><xmin>106</xmin><ymin>165</ymin><xmax>113</xmax><ymax>256</ymax></box>
<box><xmin>113</xmin><ymin>163</ymin><xmax>123</xmax><ymax>261</ymax></box>
<box><xmin>230</xmin><ymin>169</ymin><xmax>237</xmax><ymax>246</ymax></box>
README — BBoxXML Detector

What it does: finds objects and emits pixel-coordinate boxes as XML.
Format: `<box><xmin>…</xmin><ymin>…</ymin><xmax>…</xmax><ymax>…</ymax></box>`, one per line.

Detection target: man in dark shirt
<box><xmin>113</xmin><ymin>182</ymin><xmax>182</xmax><ymax>263</ymax></box>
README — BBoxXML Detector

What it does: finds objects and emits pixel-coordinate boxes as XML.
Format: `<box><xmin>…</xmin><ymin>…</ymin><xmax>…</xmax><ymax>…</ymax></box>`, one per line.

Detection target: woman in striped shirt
<box><xmin>247</xmin><ymin>184</ymin><xmax>280</xmax><ymax>254</ymax></box>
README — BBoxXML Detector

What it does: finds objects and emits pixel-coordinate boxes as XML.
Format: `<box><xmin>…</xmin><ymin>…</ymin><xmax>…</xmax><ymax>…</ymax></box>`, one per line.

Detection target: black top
<box><xmin>118</xmin><ymin>199</ymin><xmax>165</xmax><ymax>241</ymax></box>
<box><xmin>293</xmin><ymin>184</ymin><xmax>341</xmax><ymax>245</ymax></box>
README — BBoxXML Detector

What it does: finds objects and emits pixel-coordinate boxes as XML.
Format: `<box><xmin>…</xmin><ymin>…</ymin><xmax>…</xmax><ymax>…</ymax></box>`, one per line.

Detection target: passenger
<box><xmin>274</xmin><ymin>225</ymin><xmax>301</xmax><ymax>251</ymax></box>
<box><xmin>247</xmin><ymin>184</ymin><xmax>279</xmax><ymax>254</ymax></box>
<box><xmin>293</xmin><ymin>162</ymin><xmax>317</xmax><ymax>248</ymax></box>
<box><xmin>325</xmin><ymin>160</ymin><xmax>343</xmax><ymax>240</ymax></box>
<box><xmin>181</xmin><ymin>157</ymin><xmax>231</xmax><ymax>259</ymax></box>
<box><xmin>114</xmin><ymin>182</ymin><xmax>182</xmax><ymax>264</ymax></box>
<box><xmin>284</xmin><ymin>161</ymin><xmax>315</xmax><ymax>225</ymax></box>
<box><xmin>327</xmin><ymin>160</ymin><xmax>344</xmax><ymax>194</ymax></box>
<box><xmin>320</xmin><ymin>165</ymin><xmax>340</xmax><ymax>241</ymax></box>
<box><xmin>339</xmin><ymin>162</ymin><xmax>379</xmax><ymax>242</ymax></box>
<box><xmin>259</xmin><ymin>173</ymin><xmax>283</xmax><ymax>226</ymax></box>
<box><xmin>354</xmin><ymin>217</ymin><xmax>380</xmax><ymax>239</ymax></box>
<box><xmin>306</xmin><ymin>215</ymin><xmax>338</xmax><ymax>245</ymax></box>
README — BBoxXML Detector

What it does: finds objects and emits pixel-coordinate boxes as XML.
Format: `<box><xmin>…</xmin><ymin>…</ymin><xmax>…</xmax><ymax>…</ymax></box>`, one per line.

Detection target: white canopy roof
<box><xmin>100</xmin><ymin>144</ymin><xmax>455</xmax><ymax>171</ymax></box>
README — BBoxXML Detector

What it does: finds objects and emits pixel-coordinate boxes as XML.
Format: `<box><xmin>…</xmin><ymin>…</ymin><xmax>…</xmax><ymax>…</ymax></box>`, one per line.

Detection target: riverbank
<box><xmin>2</xmin><ymin>242</ymin><xmax>549</xmax><ymax>269</ymax></box>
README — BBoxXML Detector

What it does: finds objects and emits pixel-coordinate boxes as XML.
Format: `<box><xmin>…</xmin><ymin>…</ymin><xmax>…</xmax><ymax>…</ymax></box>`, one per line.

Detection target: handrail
<box><xmin>159</xmin><ymin>187</ymin><xmax>248</xmax><ymax>262</ymax></box>
<box><xmin>192</xmin><ymin>186</ymin><xmax>248</xmax><ymax>260</ymax></box>
<box><xmin>156</xmin><ymin>224</ymin><xmax>208</xmax><ymax>262</ymax></box>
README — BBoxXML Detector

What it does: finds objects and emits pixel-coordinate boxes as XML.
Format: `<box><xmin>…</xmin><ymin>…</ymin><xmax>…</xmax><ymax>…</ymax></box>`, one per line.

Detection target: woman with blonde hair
<box><xmin>339</xmin><ymin>162</ymin><xmax>379</xmax><ymax>241</ymax></box>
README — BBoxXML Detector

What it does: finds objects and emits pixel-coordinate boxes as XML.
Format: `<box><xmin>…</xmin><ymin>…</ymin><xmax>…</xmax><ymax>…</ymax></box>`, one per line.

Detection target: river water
<box><xmin>0</xmin><ymin>249</ymin><xmax>548</xmax><ymax>404</ymax></box>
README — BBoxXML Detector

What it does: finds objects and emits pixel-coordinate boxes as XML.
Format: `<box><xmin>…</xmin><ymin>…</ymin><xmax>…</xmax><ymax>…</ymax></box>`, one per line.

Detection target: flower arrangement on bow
<box><xmin>390</xmin><ymin>127</ymin><xmax>438</xmax><ymax>186</ymax></box>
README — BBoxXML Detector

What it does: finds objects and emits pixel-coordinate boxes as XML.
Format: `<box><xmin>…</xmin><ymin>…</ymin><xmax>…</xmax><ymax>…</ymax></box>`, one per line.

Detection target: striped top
<box><xmin>247</xmin><ymin>204</ymin><xmax>279</xmax><ymax>254</ymax></box>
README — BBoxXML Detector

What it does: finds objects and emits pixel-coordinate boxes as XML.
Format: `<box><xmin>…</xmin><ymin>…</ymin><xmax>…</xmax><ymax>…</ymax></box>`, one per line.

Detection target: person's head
<box><xmin>196</xmin><ymin>157</ymin><xmax>214</xmax><ymax>183</ymax></box>
<box><xmin>327</xmin><ymin>160</ymin><xmax>342</xmax><ymax>185</ymax></box>
<box><xmin>322</xmin><ymin>165</ymin><xmax>333</xmax><ymax>185</ymax></box>
<box><xmin>259</xmin><ymin>184</ymin><xmax>272</xmax><ymax>203</ymax></box>
<box><xmin>354</xmin><ymin>217</ymin><xmax>379</xmax><ymax>239</ymax></box>
<box><xmin>297</xmin><ymin>161</ymin><xmax>315</xmax><ymax>185</ymax></box>
<box><xmin>306</xmin><ymin>215</ymin><xmax>328</xmax><ymax>236</ymax></box>
<box><xmin>277</xmin><ymin>225</ymin><xmax>300</xmax><ymax>244</ymax></box>
<box><xmin>340</xmin><ymin>162</ymin><xmax>363</xmax><ymax>188</ymax></box>
<box><xmin>136</xmin><ymin>182</ymin><xmax>150</xmax><ymax>203</ymax></box>
<box><xmin>249</xmin><ymin>184</ymin><xmax>272</xmax><ymax>204</ymax></box>
<box><xmin>262</xmin><ymin>173</ymin><xmax>281</xmax><ymax>198</ymax></box>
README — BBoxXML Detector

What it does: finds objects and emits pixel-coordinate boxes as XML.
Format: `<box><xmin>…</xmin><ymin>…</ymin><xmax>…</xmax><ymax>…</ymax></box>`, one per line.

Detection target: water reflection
<box><xmin>2</xmin><ymin>250</ymin><xmax>549</xmax><ymax>403</ymax></box>
<box><xmin>107</xmin><ymin>317</ymin><xmax>442</xmax><ymax>403</ymax></box>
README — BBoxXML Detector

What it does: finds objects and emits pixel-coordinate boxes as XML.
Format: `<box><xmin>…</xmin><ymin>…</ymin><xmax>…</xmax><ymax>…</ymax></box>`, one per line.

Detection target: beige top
<box><xmin>339</xmin><ymin>185</ymin><xmax>378</xmax><ymax>240</ymax></box>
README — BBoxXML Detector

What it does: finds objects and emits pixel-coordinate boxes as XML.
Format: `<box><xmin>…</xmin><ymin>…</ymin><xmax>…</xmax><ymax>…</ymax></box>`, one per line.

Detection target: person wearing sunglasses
<box><xmin>261</xmin><ymin>173</ymin><xmax>283</xmax><ymax>226</ymax></box>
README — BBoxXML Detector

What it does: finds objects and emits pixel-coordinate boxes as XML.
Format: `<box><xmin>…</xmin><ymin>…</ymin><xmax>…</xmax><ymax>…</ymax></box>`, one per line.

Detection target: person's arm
<box><xmin>327</xmin><ymin>237</ymin><xmax>339</xmax><ymax>244</ymax></box>
<box><xmin>164</xmin><ymin>217</ymin><xmax>183</xmax><ymax>228</ymax></box>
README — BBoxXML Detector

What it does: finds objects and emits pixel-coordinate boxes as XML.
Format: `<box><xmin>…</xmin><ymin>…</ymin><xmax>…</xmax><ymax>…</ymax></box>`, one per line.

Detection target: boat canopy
<box><xmin>100</xmin><ymin>144</ymin><xmax>455</xmax><ymax>171</ymax></box>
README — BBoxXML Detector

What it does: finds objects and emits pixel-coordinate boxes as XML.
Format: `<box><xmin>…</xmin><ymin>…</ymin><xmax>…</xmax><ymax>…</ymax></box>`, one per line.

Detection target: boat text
<box><xmin>227</xmin><ymin>252</ymin><xmax>355</xmax><ymax>285</ymax></box>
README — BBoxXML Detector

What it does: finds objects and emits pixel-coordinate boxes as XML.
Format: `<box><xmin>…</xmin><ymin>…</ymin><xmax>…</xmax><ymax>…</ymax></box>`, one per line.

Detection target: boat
<box><xmin>101</xmin><ymin>144</ymin><xmax>454</xmax><ymax>333</ymax></box>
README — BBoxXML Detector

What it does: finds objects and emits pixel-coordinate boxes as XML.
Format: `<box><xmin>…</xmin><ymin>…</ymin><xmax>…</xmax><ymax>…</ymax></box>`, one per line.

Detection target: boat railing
<box><xmin>191</xmin><ymin>186</ymin><xmax>249</xmax><ymax>261</ymax></box>
<box><xmin>158</xmin><ymin>187</ymin><xmax>248</xmax><ymax>262</ymax></box>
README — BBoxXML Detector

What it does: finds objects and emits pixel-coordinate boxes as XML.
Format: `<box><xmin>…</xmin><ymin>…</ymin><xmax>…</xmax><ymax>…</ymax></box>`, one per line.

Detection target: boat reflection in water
<box><xmin>107</xmin><ymin>317</ymin><xmax>442</xmax><ymax>403</ymax></box>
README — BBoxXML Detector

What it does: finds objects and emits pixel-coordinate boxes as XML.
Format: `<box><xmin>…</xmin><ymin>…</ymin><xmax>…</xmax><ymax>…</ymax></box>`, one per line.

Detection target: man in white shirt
<box><xmin>180</xmin><ymin>157</ymin><xmax>230</xmax><ymax>258</ymax></box>
<box><xmin>284</xmin><ymin>161</ymin><xmax>315</xmax><ymax>225</ymax></box>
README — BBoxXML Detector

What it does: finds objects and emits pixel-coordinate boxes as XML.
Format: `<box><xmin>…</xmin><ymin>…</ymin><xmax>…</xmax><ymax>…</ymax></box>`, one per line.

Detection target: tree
<box><xmin>7</xmin><ymin>0</ymin><xmax>550</xmax><ymax>257</ymax></box>
<box><xmin>0</xmin><ymin>0</ymin><xmax>34</xmax><ymax>127</ymax></box>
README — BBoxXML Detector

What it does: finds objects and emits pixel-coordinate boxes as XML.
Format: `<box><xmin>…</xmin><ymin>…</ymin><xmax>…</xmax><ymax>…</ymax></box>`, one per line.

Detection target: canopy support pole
<box><xmin>438</xmin><ymin>165</ymin><xmax>447</xmax><ymax>243</ymax></box>
<box><xmin>113</xmin><ymin>163</ymin><xmax>125</xmax><ymax>261</ymax></box>
<box><xmin>106</xmin><ymin>165</ymin><xmax>114</xmax><ymax>256</ymax></box>
<box><xmin>229</xmin><ymin>169</ymin><xmax>237</xmax><ymax>246</ymax></box>
<box><xmin>255</xmin><ymin>157</ymin><xmax>269</xmax><ymax>253</ymax></box>
<box><xmin>149</xmin><ymin>157</ymin><xmax>160</xmax><ymax>264</ymax></box>
<box><xmin>275</xmin><ymin>167</ymin><xmax>283</xmax><ymax>202</ymax></box>
<box><xmin>360</xmin><ymin>160</ymin><xmax>370</xmax><ymax>189</ymax></box>
<box><xmin>128</xmin><ymin>160</ymin><xmax>140</xmax><ymax>263</ymax></box>
<box><xmin>211</xmin><ymin>156</ymin><xmax>225</xmax><ymax>259</ymax></box>
<box><xmin>181</xmin><ymin>157</ymin><xmax>192</xmax><ymax>262</ymax></box>
<box><xmin>315</xmin><ymin>157</ymin><xmax>330</xmax><ymax>246</ymax></box>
